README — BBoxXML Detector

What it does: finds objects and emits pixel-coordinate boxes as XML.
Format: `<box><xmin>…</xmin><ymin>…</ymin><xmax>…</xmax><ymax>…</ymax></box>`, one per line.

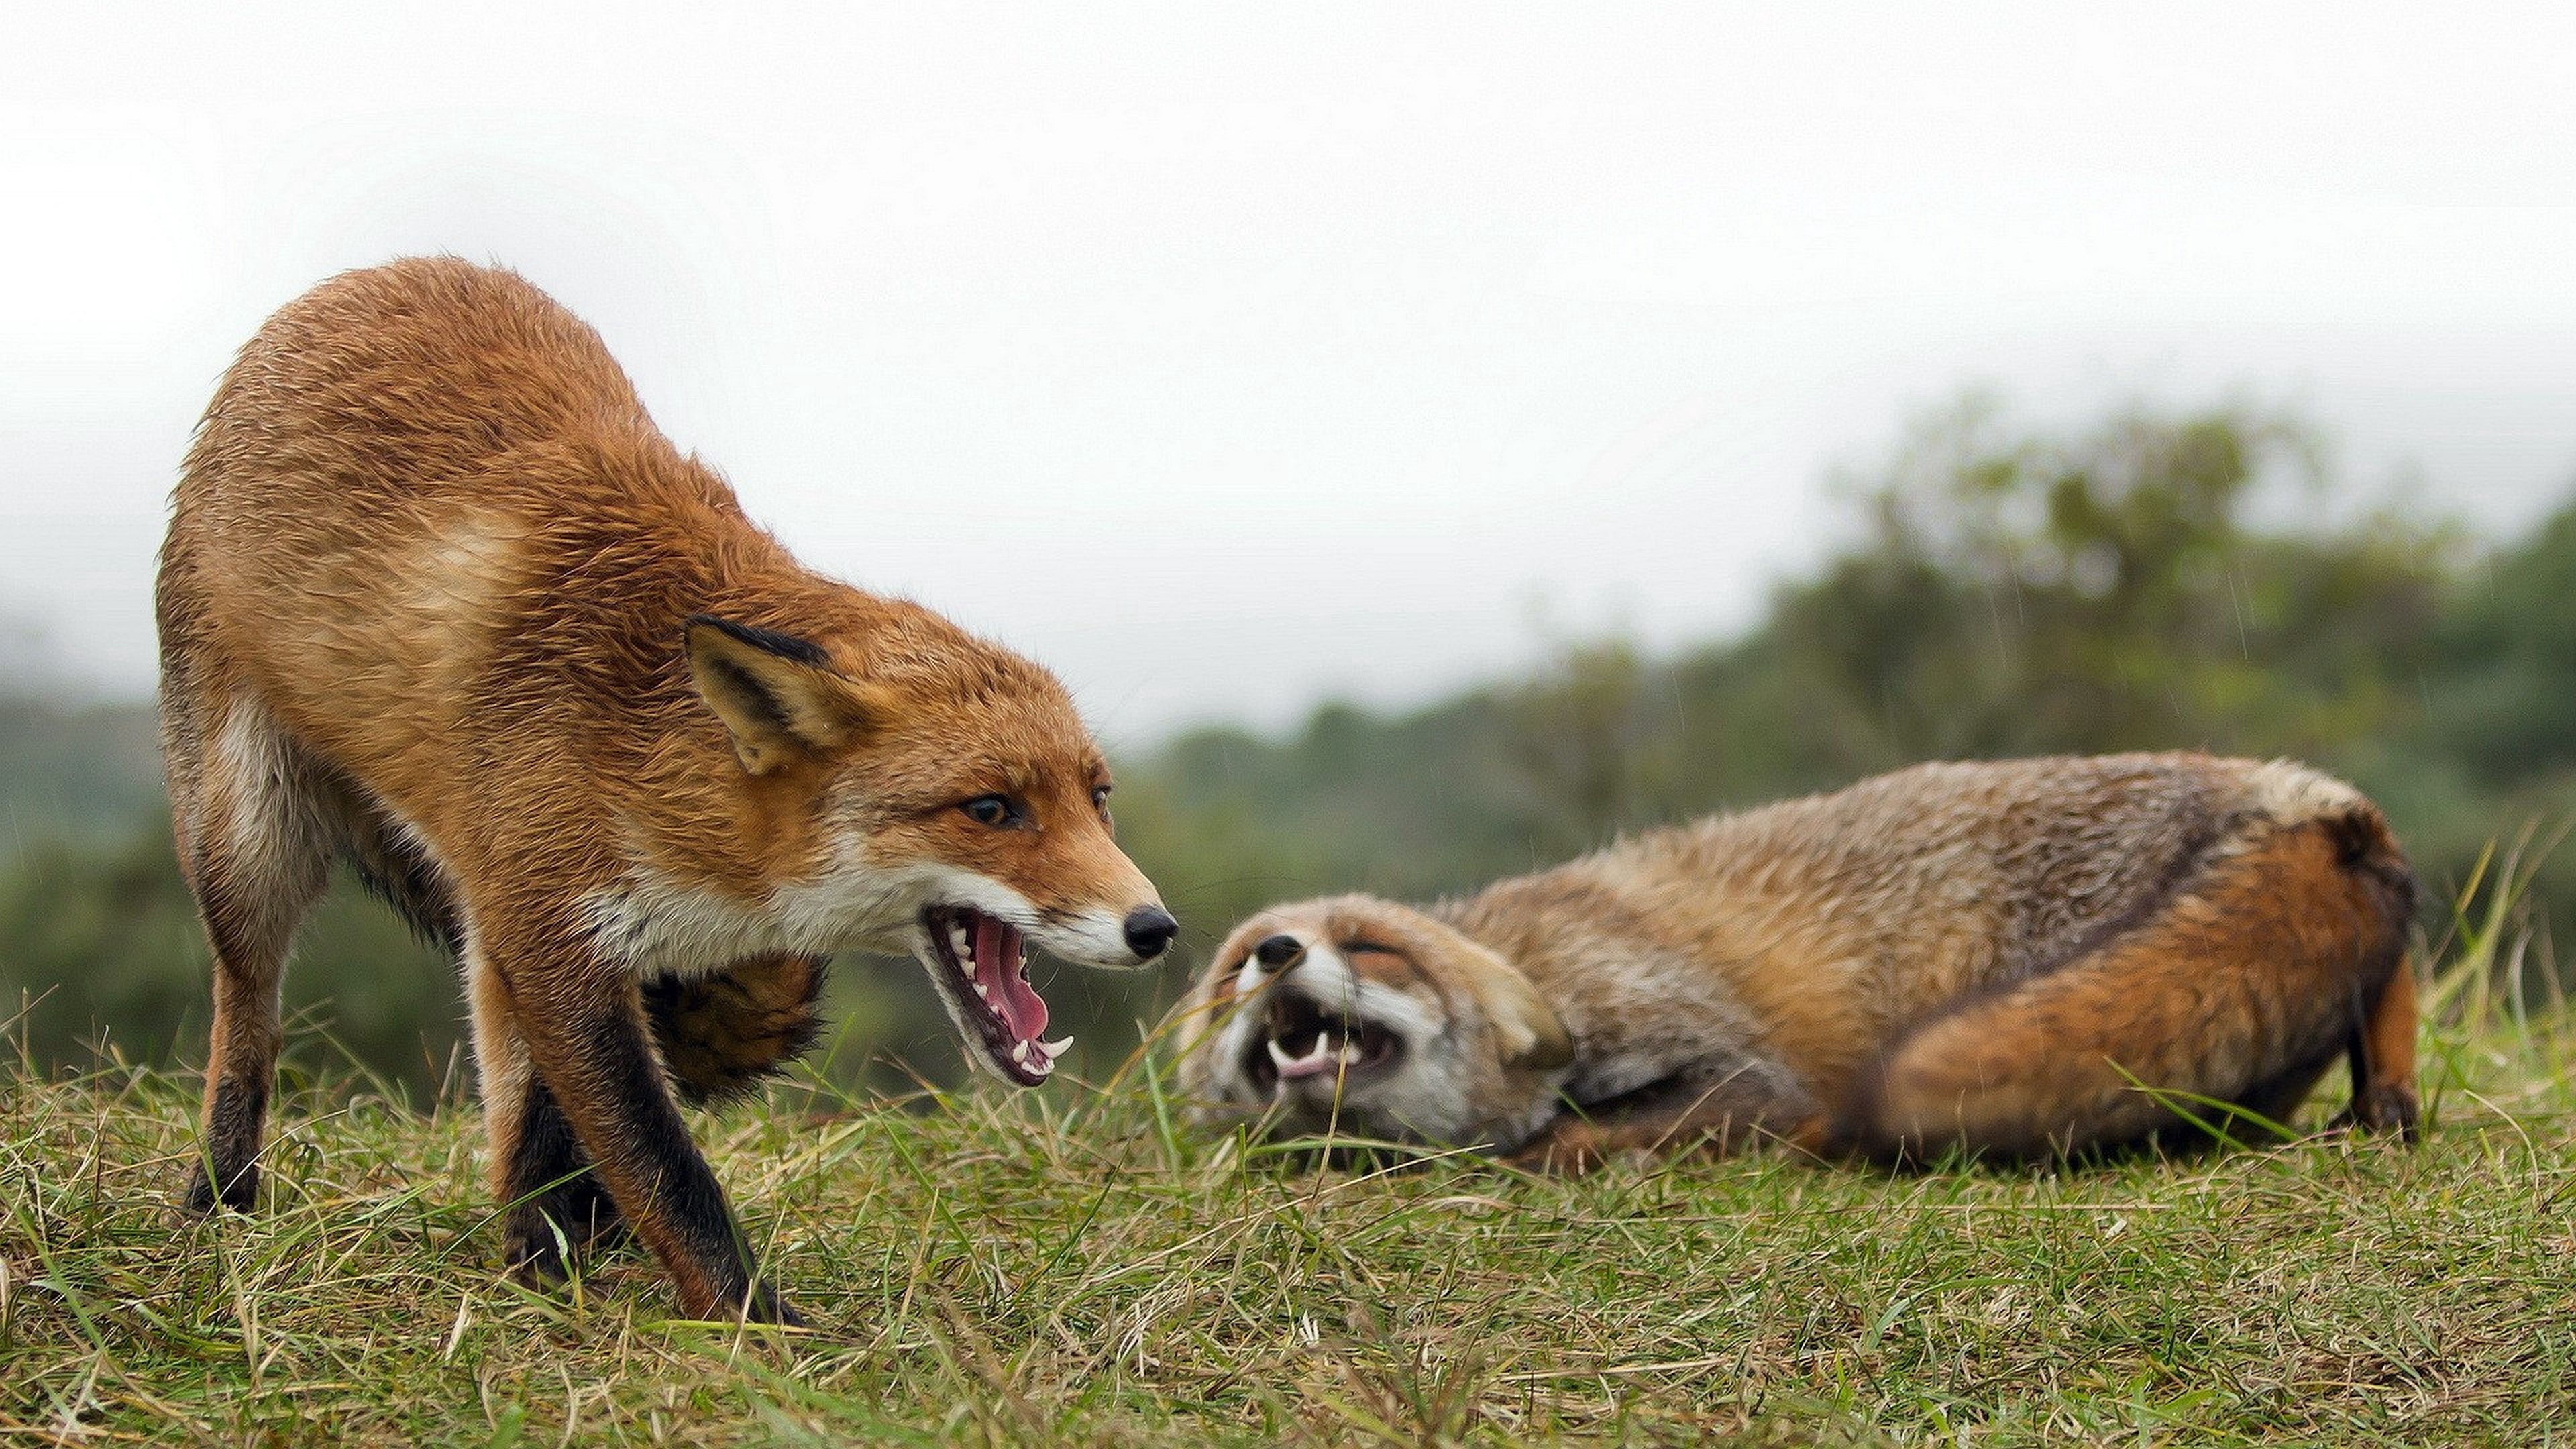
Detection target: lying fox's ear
<box><xmin>1457</xmin><ymin>945</ymin><xmax>1574</xmax><ymax>1073</ymax></box>
<box><xmin>685</xmin><ymin>615</ymin><xmax>891</xmax><ymax>774</ymax></box>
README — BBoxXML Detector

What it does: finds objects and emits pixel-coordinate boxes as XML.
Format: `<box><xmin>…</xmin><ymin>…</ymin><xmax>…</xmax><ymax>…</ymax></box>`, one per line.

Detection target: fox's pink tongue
<box><xmin>975</xmin><ymin>916</ymin><xmax>1048</xmax><ymax>1040</ymax></box>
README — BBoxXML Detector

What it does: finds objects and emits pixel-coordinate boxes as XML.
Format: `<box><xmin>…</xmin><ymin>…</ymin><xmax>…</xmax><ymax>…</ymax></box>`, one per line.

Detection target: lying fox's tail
<box><xmin>644</xmin><ymin>955</ymin><xmax>829</xmax><ymax>1105</ymax></box>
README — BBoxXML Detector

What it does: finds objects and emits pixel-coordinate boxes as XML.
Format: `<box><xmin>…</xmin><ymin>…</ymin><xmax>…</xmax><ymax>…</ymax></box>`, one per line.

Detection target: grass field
<box><xmin>5</xmin><ymin>876</ymin><xmax>2573</xmax><ymax>1445</ymax></box>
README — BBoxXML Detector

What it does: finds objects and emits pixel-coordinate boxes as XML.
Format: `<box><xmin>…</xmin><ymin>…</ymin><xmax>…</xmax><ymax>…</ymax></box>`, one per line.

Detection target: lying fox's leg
<box><xmin>2330</xmin><ymin>955</ymin><xmax>2420</xmax><ymax>1138</ymax></box>
<box><xmin>172</xmin><ymin>694</ymin><xmax>333</xmax><ymax>1214</ymax></box>
<box><xmin>1840</xmin><ymin>811</ymin><xmax>2415</xmax><ymax>1164</ymax></box>
<box><xmin>1508</xmin><ymin>1059</ymin><xmax>1821</xmax><ymax>1173</ymax></box>
<box><xmin>474</xmin><ymin>922</ymin><xmax>791</xmax><ymax>1323</ymax></box>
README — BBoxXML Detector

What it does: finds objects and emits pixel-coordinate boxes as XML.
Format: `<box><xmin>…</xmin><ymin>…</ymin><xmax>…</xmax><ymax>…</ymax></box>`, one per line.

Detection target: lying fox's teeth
<box><xmin>1038</xmin><ymin>1036</ymin><xmax>1073</xmax><ymax>1062</ymax></box>
<box><xmin>1267</xmin><ymin>1028</ymin><xmax>1363</xmax><ymax>1076</ymax></box>
<box><xmin>1268</xmin><ymin>1035</ymin><xmax>1330</xmax><ymax>1070</ymax></box>
<box><xmin>971</xmin><ymin>978</ymin><xmax>990</xmax><ymax>1002</ymax></box>
<box><xmin>951</xmin><ymin>925</ymin><xmax>975</xmax><ymax>970</ymax></box>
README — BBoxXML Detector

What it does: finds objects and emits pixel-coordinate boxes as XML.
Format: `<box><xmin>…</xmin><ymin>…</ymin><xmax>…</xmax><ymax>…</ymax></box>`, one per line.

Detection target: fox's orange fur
<box><xmin>160</xmin><ymin>257</ymin><xmax>1173</xmax><ymax>1321</ymax></box>
<box><xmin>1176</xmin><ymin>753</ymin><xmax>2419</xmax><ymax>1168</ymax></box>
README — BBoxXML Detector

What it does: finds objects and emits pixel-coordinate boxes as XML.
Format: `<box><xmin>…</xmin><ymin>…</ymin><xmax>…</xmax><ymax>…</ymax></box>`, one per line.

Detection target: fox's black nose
<box><xmin>1124</xmin><ymin>906</ymin><xmax>1179</xmax><ymax>961</ymax></box>
<box><xmin>1252</xmin><ymin>934</ymin><xmax>1305</xmax><ymax>969</ymax></box>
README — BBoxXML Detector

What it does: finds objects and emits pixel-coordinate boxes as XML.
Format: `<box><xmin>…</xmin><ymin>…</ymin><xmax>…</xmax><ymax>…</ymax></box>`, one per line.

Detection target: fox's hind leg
<box><xmin>167</xmin><ymin>690</ymin><xmax>334</xmax><ymax>1214</ymax></box>
<box><xmin>1839</xmin><ymin>809</ymin><xmax>2416</xmax><ymax>1163</ymax></box>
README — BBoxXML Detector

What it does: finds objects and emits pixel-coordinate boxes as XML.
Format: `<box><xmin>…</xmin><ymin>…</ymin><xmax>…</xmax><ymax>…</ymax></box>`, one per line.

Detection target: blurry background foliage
<box><xmin>3</xmin><ymin>397</ymin><xmax>2567</xmax><ymax>1099</ymax></box>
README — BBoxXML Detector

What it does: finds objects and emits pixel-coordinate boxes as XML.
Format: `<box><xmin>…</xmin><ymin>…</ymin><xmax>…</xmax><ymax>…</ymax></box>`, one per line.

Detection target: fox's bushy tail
<box><xmin>643</xmin><ymin>955</ymin><xmax>829</xmax><ymax>1105</ymax></box>
<box><xmin>1838</xmin><ymin>795</ymin><xmax>2416</xmax><ymax>1163</ymax></box>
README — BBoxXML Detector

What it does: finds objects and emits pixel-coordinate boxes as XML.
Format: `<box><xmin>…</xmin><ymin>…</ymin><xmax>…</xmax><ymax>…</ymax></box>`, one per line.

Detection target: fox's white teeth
<box><xmin>950</xmin><ymin>925</ymin><xmax>974</xmax><ymax>970</ymax></box>
<box><xmin>1038</xmin><ymin>1036</ymin><xmax>1073</xmax><ymax>1062</ymax></box>
<box><xmin>1010</xmin><ymin>1040</ymin><xmax>1035</xmax><ymax>1067</ymax></box>
<box><xmin>1268</xmin><ymin>1036</ymin><xmax>1329</xmax><ymax>1071</ymax></box>
<box><xmin>971</xmin><ymin>979</ymin><xmax>990</xmax><ymax>1001</ymax></box>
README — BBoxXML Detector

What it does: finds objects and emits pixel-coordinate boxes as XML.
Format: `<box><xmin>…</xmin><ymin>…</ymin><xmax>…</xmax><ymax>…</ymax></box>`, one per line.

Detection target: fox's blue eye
<box><xmin>961</xmin><ymin>795</ymin><xmax>1012</xmax><ymax>827</ymax></box>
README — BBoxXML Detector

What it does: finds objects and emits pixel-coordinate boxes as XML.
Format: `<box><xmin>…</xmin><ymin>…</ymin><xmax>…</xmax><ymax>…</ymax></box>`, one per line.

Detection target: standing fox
<box><xmin>160</xmin><ymin>258</ymin><xmax>1176</xmax><ymax>1322</ymax></box>
<box><xmin>1177</xmin><ymin>754</ymin><xmax>2420</xmax><ymax>1167</ymax></box>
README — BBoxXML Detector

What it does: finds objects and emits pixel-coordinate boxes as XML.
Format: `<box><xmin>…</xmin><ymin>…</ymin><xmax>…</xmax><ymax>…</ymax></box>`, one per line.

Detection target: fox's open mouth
<box><xmin>1242</xmin><ymin>989</ymin><xmax>1401</xmax><ymax>1096</ymax></box>
<box><xmin>922</xmin><ymin>905</ymin><xmax>1069</xmax><ymax>1087</ymax></box>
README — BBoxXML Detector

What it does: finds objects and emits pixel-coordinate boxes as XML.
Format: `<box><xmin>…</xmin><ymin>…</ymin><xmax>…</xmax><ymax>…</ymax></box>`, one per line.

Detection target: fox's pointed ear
<box><xmin>1458</xmin><ymin>945</ymin><xmax>1574</xmax><ymax>1073</ymax></box>
<box><xmin>684</xmin><ymin>615</ymin><xmax>890</xmax><ymax>774</ymax></box>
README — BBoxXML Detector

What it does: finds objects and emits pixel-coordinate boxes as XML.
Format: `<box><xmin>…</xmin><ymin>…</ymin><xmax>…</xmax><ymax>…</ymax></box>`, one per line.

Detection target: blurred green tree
<box><xmin>0</xmin><ymin>398</ymin><xmax>2565</xmax><ymax>1087</ymax></box>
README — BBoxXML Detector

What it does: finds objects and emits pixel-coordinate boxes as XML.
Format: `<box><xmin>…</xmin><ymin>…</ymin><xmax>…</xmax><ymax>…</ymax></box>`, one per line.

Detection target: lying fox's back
<box><xmin>1456</xmin><ymin>753</ymin><xmax>2398</xmax><ymax>1095</ymax></box>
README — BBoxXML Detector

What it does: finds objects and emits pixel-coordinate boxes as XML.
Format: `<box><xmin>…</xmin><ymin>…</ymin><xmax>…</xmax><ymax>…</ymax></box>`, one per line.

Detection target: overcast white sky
<box><xmin>5</xmin><ymin>4</ymin><xmax>2575</xmax><ymax>740</ymax></box>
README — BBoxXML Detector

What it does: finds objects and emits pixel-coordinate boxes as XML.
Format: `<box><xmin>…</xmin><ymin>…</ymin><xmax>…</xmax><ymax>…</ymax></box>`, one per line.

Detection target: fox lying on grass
<box><xmin>159</xmin><ymin>257</ymin><xmax>1176</xmax><ymax>1322</ymax></box>
<box><xmin>1176</xmin><ymin>754</ymin><xmax>2420</xmax><ymax>1169</ymax></box>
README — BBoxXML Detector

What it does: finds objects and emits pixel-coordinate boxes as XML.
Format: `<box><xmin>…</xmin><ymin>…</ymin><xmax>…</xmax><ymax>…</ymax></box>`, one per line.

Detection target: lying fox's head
<box><xmin>1172</xmin><ymin>895</ymin><xmax>1573</xmax><ymax>1149</ymax></box>
<box><xmin>652</xmin><ymin>611</ymin><xmax>1175</xmax><ymax>1087</ymax></box>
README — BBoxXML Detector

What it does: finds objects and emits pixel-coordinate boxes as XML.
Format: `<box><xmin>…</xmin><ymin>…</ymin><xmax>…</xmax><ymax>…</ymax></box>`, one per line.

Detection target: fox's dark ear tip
<box><xmin>684</xmin><ymin>614</ymin><xmax>831</xmax><ymax>667</ymax></box>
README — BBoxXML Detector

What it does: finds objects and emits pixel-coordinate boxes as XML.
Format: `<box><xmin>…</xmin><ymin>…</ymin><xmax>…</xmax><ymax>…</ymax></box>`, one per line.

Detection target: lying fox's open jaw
<box><xmin>1241</xmin><ymin>988</ymin><xmax>1404</xmax><ymax>1098</ymax></box>
<box><xmin>920</xmin><ymin>905</ymin><xmax>1071</xmax><ymax>1086</ymax></box>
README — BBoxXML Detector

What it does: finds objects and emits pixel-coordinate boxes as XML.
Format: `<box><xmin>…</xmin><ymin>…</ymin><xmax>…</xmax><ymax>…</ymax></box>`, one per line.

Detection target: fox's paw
<box><xmin>180</xmin><ymin>1161</ymin><xmax>259</xmax><ymax>1216</ymax></box>
<box><xmin>1505</xmin><ymin>1122</ymin><xmax>1611</xmax><ymax>1175</ymax></box>
<box><xmin>504</xmin><ymin>1177</ymin><xmax>630</xmax><ymax>1284</ymax></box>
<box><xmin>2329</xmin><ymin>1081</ymin><xmax>2421</xmax><ymax>1144</ymax></box>
<box><xmin>740</xmin><ymin>1281</ymin><xmax>806</xmax><ymax>1329</ymax></box>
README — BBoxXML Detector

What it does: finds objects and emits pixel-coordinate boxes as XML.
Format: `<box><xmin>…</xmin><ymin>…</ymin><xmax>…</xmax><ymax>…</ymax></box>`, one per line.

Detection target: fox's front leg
<box><xmin>2330</xmin><ymin>954</ymin><xmax>2421</xmax><ymax>1140</ymax></box>
<box><xmin>1507</xmin><ymin>1065</ymin><xmax>1822</xmax><ymax>1173</ymax></box>
<box><xmin>468</xmin><ymin>925</ymin><xmax>793</xmax><ymax>1324</ymax></box>
<box><xmin>469</xmin><ymin>955</ymin><xmax>625</xmax><ymax>1279</ymax></box>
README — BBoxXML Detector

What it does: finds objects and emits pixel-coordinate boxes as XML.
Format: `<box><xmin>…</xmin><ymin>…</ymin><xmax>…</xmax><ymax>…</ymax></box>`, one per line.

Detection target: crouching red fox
<box><xmin>1177</xmin><ymin>754</ymin><xmax>2419</xmax><ymax>1169</ymax></box>
<box><xmin>160</xmin><ymin>257</ymin><xmax>1176</xmax><ymax>1322</ymax></box>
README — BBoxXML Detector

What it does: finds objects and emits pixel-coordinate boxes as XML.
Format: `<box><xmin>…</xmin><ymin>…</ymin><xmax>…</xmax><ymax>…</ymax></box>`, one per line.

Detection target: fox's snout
<box><xmin>1038</xmin><ymin>813</ymin><xmax>1175</xmax><ymax>970</ymax></box>
<box><xmin>1032</xmin><ymin>895</ymin><xmax>1174</xmax><ymax>971</ymax></box>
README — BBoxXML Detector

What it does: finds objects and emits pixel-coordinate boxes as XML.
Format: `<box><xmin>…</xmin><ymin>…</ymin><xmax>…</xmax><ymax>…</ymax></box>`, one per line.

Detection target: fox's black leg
<box><xmin>489</xmin><ymin>942</ymin><xmax>794</xmax><ymax>1324</ymax></box>
<box><xmin>501</xmin><ymin>1078</ymin><xmax>628</xmax><ymax>1279</ymax></box>
<box><xmin>2330</xmin><ymin>958</ymin><xmax>2421</xmax><ymax>1140</ymax></box>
